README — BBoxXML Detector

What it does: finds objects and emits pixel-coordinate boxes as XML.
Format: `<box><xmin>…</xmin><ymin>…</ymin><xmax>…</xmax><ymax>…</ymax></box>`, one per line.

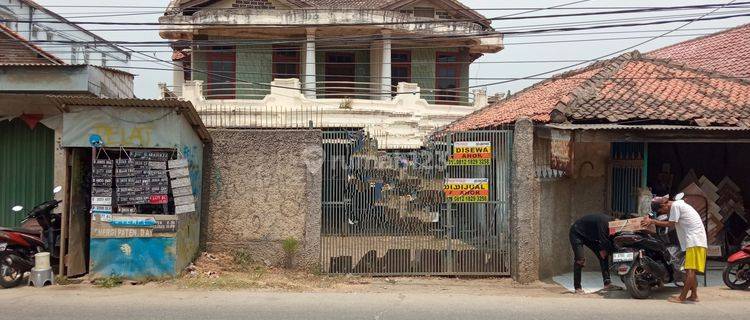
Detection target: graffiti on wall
<box><xmin>90</xmin><ymin>123</ymin><xmax>155</xmax><ymax>147</ymax></box>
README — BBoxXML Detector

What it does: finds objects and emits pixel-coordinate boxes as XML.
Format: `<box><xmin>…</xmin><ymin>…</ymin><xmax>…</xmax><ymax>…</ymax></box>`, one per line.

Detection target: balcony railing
<box><xmin>164</xmin><ymin>79</ymin><xmax>476</xmax><ymax>106</ymax></box>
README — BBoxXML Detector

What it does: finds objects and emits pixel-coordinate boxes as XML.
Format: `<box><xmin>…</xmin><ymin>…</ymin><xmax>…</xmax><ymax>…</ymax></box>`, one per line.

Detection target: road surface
<box><xmin>1</xmin><ymin>286</ymin><xmax>748</xmax><ymax>320</ymax></box>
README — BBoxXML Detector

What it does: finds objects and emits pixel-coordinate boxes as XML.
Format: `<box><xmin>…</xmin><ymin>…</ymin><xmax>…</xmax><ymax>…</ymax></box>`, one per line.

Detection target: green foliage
<box><xmin>95</xmin><ymin>276</ymin><xmax>123</xmax><ymax>288</ymax></box>
<box><xmin>232</xmin><ymin>249</ymin><xmax>254</xmax><ymax>268</ymax></box>
<box><xmin>282</xmin><ymin>237</ymin><xmax>300</xmax><ymax>255</ymax></box>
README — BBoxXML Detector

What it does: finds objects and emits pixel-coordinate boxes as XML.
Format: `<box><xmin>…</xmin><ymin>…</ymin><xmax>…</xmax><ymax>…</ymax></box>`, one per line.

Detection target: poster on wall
<box><xmin>448</xmin><ymin>141</ymin><xmax>492</xmax><ymax>166</ymax></box>
<box><xmin>443</xmin><ymin>178</ymin><xmax>490</xmax><ymax>203</ymax></box>
<box><xmin>550</xmin><ymin>129</ymin><xmax>573</xmax><ymax>174</ymax></box>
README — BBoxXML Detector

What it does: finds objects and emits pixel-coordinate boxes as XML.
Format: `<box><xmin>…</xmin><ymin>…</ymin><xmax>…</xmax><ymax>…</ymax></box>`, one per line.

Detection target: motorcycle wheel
<box><xmin>0</xmin><ymin>254</ymin><xmax>24</xmax><ymax>289</ymax></box>
<box><xmin>722</xmin><ymin>261</ymin><xmax>750</xmax><ymax>290</ymax></box>
<box><xmin>623</xmin><ymin>265</ymin><xmax>652</xmax><ymax>299</ymax></box>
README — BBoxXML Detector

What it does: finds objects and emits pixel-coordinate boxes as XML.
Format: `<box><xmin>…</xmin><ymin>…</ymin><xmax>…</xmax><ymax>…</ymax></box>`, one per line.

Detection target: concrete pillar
<box><xmin>510</xmin><ymin>118</ymin><xmax>540</xmax><ymax>284</ymax></box>
<box><xmin>380</xmin><ymin>30</ymin><xmax>392</xmax><ymax>100</ymax></box>
<box><xmin>304</xmin><ymin>28</ymin><xmax>317</xmax><ymax>99</ymax></box>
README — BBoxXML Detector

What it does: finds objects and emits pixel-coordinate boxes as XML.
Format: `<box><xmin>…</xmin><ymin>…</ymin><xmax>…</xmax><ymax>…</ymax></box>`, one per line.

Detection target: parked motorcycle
<box><xmin>611</xmin><ymin>214</ymin><xmax>685</xmax><ymax>299</ymax></box>
<box><xmin>722</xmin><ymin>234</ymin><xmax>750</xmax><ymax>290</ymax></box>
<box><xmin>0</xmin><ymin>186</ymin><xmax>62</xmax><ymax>288</ymax></box>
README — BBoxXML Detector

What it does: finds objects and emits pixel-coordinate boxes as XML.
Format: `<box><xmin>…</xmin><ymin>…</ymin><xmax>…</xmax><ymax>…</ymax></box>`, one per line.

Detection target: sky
<box><xmin>34</xmin><ymin>0</ymin><xmax>750</xmax><ymax>98</ymax></box>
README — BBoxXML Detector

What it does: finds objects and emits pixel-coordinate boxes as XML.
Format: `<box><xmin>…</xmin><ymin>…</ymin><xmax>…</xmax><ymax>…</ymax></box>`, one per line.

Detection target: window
<box><xmin>391</xmin><ymin>51</ymin><xmax>411</xmax><ymax>89</ymax></box>
<box><xmin>207</xmin><ymin>46</ymin><xmax>236</xmax><ymax>99</ymax></box>
<box><xmin>324</xmin><ymin>52</ymin><xmax>356</xmax><ymax>98</ymax></box>
<box><xmin>435</xmin><ymin>52</ymin><xmax>461</xmax><ymax>103</ymax></box>
<box><xmin>413</xmin><ymin>7</ymin><xmax>435</xmax><ymax>18</ymax></box>
<box><xmin>272</xmin><ymin>45</ymin><xmax>300</xmax><ymax>79</ymax></box>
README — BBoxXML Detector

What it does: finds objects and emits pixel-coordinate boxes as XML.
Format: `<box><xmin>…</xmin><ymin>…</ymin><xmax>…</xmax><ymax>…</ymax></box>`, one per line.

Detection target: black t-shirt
<box><xmin>572</xmin><ymin>213</ymin><xmax>615</xmax><ymax>252</ymax></box>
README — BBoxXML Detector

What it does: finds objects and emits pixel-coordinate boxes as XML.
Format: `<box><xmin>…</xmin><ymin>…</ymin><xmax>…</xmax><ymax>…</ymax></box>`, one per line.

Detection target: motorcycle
<box><xmin>722</xmin><ymin>234</ymin><xmax>750</xmax><ymax>290</ymax></box>
<box><xmin>611</xmin><ymin>213</ymin><xmax>685</xmax><ymax>299</ymax></box>
<box><xmin>0</xmin><ymin>186</ymin><xmax>63</xmax><ymax>288</ymax></box>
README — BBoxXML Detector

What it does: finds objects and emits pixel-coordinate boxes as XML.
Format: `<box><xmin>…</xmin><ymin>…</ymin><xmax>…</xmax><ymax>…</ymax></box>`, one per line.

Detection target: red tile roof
<box><xmin>447</xmin><ymin>50</ymin><xmax>750</xmax><ymax>131</ymax></box>
<box><xmin>447</xmin><ymin>66</ymin><xmax>602</xmax><ymax>131</ymax></box>
<box><xmin>0</xmin><ymin>24</ymin><xmax>63</xmax><ymax>65</ymax></box>
<box><xmin>647</xmin><ymin>23</ymin><xmax>750</xmax><ymax>79</ymax></box>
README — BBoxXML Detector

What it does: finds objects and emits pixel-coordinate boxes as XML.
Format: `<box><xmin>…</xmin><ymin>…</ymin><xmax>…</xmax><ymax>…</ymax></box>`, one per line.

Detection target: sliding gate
<box><xmin>321</xmin><ymin>130</ymin><xmax>512</xmax><ymax>275</ymax></box>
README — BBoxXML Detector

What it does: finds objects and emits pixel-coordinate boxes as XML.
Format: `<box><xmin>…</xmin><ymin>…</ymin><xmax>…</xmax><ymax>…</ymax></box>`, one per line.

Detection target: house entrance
<box><xmin>320</xmin><ymin>129</ymin><xmax>513</xmax><ymax>276</ymax></box>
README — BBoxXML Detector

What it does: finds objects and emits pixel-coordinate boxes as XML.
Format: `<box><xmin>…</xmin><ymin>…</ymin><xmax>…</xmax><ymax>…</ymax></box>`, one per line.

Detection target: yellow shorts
<box><xmin>684</xmin><ymin>247</ymin><xmax>707</xmax><ymax>273</ymax></box>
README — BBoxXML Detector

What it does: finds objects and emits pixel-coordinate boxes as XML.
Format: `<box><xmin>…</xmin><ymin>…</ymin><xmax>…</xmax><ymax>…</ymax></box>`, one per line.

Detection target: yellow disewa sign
<box><xmin>444</xmin><ymin>178</ymin><xmax>489</xmax><ymax>203</ymax></box>
<box><xmin>448</xmin><ymin>141</ymin><xmax>492</xmax><ymax>166</ymax></box>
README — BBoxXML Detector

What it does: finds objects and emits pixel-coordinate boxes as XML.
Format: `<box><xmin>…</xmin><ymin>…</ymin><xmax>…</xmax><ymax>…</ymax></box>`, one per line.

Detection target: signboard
<box><xmin>91</xmin><ymin>214</ymin><xmax>178</xmax><ymax>238</ymax></box>
<box><xmin>550</xmin><ymin>129</ymin><xmax>573</xmax><ymax>174</ymax></box>
<box><xmin>109</xmin><ymin>216</ymin><xmax>157</xmax><ymax>228</ymax></box>
<box><xmin>148</xmin><ymin>194</ymin><xmax>169</xmax><ymax>205</ymax></box>
<box><xmin>448</xmin><ymin>141</ymin><xmax>492</xmax><ymax>166</ymax></box>
<box><xmin>444</xmin><ymin>178</ymin><xmax>489</xmax><ymax>203</ymax></box>
<box><xmin>153</xmin><ymin>219</ymin><xmax>178</xmax><ymax>233</ymax></box>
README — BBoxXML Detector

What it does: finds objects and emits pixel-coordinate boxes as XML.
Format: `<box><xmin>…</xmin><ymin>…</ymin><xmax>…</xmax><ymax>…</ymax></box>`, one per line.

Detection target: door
<box><xmin>0</xmin><ymin>118</ymin><xmax>54</xmax><ymax>227</ymax></box>
<box><xmin>325</xmin><ymin>52</ymin><xmax>356</xmax><ymax>98</ymax></box>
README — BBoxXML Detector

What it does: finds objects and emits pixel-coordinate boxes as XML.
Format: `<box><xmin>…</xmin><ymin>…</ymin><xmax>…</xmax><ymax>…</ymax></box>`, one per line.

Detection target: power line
<box><xmin>8</xmin><ymin>32</ymin><xmax>721</xmax><ymax>48</ymax></box>
<box><xmin>18</xmin><ymin>1</ymin><xmax>750</xmax><ymax>24</ymax></box>
<box><xmin>467</xmin><ymin>0</ymin><xmax>741</xmax><ymax>89</ymax></box>
<box><xmin>94</xmin><ymin>65</ymin><xmax>750</xmax><ymax>81</ymax></box>
<box><xmin>6</xmin><ymin>2</ymin><xmax>750</xmax><ymax>27</ymax></box>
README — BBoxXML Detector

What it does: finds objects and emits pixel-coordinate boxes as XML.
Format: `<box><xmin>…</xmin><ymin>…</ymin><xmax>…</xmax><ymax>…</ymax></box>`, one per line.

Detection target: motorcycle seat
<box><xmin>0</xmin><ymin>227</ymin><xmax>41</xmax><ymax>236</ymax></box>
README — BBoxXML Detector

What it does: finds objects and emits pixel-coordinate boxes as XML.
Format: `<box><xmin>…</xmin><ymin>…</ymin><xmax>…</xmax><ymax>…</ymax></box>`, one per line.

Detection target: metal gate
<box><xmin>321</xmin><ymin>129</ymin><xmax>512</xmax><ymax>275</ymax></box>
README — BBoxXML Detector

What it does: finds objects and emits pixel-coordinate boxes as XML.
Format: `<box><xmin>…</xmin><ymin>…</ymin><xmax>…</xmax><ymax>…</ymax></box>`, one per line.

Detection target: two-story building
<box><xmin>160</xmin><ymin>0</ymin><xmax>503</xmax><ymax>148</ymax></box>
<box><xmin>0</xmin><ymin>0</ymin><xmax>131</xmax><ymax>67</ymax></box>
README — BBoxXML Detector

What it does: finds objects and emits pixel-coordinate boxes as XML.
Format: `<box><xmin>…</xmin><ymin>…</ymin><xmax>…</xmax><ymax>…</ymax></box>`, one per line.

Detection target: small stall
<box><xmin>52</xmin><ymin>96</ymin><xmax>210</xmax><ymax>280</ymax></box>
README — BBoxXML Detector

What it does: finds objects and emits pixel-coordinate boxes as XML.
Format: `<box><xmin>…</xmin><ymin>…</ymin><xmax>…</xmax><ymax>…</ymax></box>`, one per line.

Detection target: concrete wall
<box><xmin>538</xmin><ymin>179</ymin><xmax>573</xmax><ymax>279</ymax></box>
<box><xmin>513</xmin><ymin>125</ymin><xmax>613</xmax><ymax>282</ymax></box>
<box><xmin>510</xmin><ymin>118</ymin><xmax>539</xmax><ymax>283</ymax></box>
<box><xmin>204</xmin><ymin>129</ymin><xmax>322</xmax><ymax>267</ymax></box>
<box><xmin>535</xmin><ymin>133</ymin><xmax>612</xmax><ymax>280</ymax></box>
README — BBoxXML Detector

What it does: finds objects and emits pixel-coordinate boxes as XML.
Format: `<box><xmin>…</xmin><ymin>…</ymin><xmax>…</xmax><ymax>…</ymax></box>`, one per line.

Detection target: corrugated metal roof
<box><xmin>46</xmin><ymin>95</ymin><xmax>212</xmax><ymax>143</ymax></box>
<box><xmin>545</xmin><ymin>123</ymin><xmax>750</xmax><ymax>131</ymax></box>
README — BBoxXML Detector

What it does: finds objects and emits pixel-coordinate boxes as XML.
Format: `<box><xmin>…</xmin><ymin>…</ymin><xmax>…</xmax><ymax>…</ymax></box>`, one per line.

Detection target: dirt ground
<box><xmin>57</xmin><ymin>251</ymin><xmax>748</xmax><ymax>302</ymax></box>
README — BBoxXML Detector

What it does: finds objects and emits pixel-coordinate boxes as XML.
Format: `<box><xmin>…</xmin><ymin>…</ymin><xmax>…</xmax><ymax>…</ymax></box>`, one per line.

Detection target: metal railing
<box><xmin>191</xmin><ymin>80</ymin><xmax>474</xmax><ymax>106</ymax></box>
<box><xmin>198</xmin><ymin>104</ymin><xmax>323</xmax><ymax>129</ymax></box>
<box><xmin>321</xmin><ymin>129</ymin><xmax>512</xmax><ymax>276</ymax></box>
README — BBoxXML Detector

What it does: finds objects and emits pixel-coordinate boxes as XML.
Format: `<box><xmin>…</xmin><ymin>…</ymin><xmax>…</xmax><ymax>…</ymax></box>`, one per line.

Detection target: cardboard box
<box><xmin>608</xmin><ymin>217</ymin><xmax>657</xmax><ymax>235</ymax></box>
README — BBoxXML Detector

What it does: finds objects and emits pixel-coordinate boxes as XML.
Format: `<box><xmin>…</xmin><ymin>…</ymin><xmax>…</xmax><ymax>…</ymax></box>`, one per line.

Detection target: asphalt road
<box><xmin>2</xmin><ymin>286</ymin><xmax>749</xmax><ymax>320</ymax></box>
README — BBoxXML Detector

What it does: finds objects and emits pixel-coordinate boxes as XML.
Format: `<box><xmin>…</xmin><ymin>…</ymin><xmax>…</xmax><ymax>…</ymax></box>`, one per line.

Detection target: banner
<box><xmin>550</xmin><ymin>129</ymin><xmax>573</xmax><ymax>173</ymax></box>
<box><xmin>448</xmin><ymin>141</ymin><xmax>492</xmax><ymax>166</ymax></box>
<box><xmin>444</xmin><ymin>178</ymin><xmax>489</xmax><ymax>202</ymax></box>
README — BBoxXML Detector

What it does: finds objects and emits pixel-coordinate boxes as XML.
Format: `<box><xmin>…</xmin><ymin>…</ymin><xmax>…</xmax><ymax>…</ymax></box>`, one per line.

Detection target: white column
<box><xmin>304</xmin><ymin>28</ymin><xmax>317</xmax><ymax>99</ymax></box>
<box><xmin>381</xmin><ymin>30</ymin><xmax>392</xmax><ymax>100</ymax></box>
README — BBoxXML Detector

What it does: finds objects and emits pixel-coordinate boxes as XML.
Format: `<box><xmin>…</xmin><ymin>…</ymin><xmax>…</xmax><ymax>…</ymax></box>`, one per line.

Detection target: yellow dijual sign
<box><xmin>444</xmin><ymin>178</ymin><xmax>489</xmax><ymax>203</ymax></box>
<box><xmin>448</xmin><ymin>141</ymin><xmax>492</xmax><ymax>166</ymax></box>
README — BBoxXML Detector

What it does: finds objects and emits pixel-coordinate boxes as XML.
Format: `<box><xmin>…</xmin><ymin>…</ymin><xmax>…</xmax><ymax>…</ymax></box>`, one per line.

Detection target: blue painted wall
<box><xmin>89</xmin><ymin>238</ymin><xmax>176</xmax><ymax>280</ymax></box>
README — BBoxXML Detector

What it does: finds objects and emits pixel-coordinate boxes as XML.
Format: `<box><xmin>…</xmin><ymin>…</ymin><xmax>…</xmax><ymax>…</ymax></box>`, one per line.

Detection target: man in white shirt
<box><xmin>643</xmin><ymin>195</ymin><xmax>708</xmax><ymax>303</ymax></box>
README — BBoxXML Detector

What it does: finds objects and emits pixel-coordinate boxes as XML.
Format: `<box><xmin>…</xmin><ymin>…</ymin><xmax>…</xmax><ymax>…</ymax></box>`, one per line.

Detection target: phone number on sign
<box><xmin>447</xmin><ymin>195</ymin><xmax>489</xmax><ymax>203</ymax></box>
<box><xmin>447</xmin><ymin>159</ymin><xmax>491</xmax><ymax>166</ymax></box>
